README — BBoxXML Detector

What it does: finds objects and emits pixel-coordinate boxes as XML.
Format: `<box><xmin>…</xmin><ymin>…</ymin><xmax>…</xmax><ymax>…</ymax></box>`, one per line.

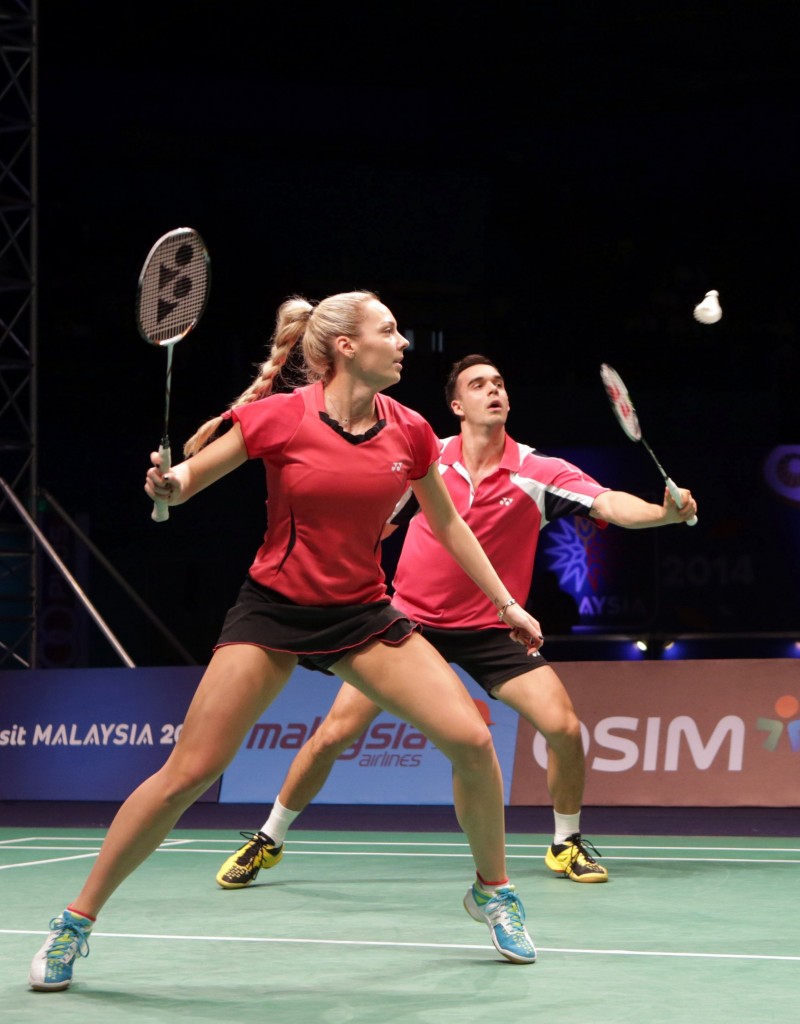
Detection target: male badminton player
<box><xmin>216</xmin><ymin>354</ymin><xmax>697</xmax><ymax>889</ymax></box>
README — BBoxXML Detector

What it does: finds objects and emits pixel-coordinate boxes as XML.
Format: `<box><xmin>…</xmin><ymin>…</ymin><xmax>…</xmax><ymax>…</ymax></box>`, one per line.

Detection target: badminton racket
<box><xmin>136</xmin><ymin>227</ymin><xmax>211</xmax><ymax>522</ymax></box>
<box><xmin>600</xmin><ymin>363</ymin><xmax>697</xmax><ymax>526</ymax></box>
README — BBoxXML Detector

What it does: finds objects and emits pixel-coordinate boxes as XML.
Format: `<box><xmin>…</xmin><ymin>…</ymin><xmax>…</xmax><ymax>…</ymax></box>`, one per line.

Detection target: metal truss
<box><xmin>0</xmin><ymin>0</ymin><xmax>36</xmax><ymax>666</ymax></box>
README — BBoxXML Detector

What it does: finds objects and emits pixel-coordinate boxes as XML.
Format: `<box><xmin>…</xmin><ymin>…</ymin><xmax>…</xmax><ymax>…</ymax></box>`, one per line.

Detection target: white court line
<box><xmin>0</xmin><ymin>844</ymin><xmax>105</xmax><ymax>851</ymax></box>
<box><xmin>3</xmin><ymin>835</ymin><xmax>800</xmax><ymax>853</ymax></box>
<box><xmin>542</xmin><ymin>947</ymin><xmax>800</xmax><ymax>962</ymax></box>
<box><xmin>0</xmin><ymin>836</ymin><xmax>196</xmax><ymax>845</ymax></box>
<box><xmin>0</xmin><ymin>836</ymin><xmax>130</xmax><ymax>844</ymax></box>
<box><xmin>2</xmin><ymin>848</ymin><xmax>797</xmax><ymax>870</ymax></box>
<box><xmin>510</xmin><ymin>844</ymin><xmax>800</xmax><ymax>853</ymax></box>
<box><xmin>3</xmin><ymin>843</ymin><xmax>798</xmax><ymax>865</ymax></box>
<box><xmin>0</xmin><ymin>852</ymin><xmax>99</xmax><ymax>870</ymax></box>
<box><xmin>0</xmin><ymin>837</ymin><xmax>105</xmax><ymax>846</ymax></box>
<box><xmin>2</xmin><ymin>838</ymin><xmax>798</xmax><ymax>868</ymax></box>
<box><xmin>1</xmin><ymin>928</ymin><xmax>798</xmax><ymax>963</ymax></box>
<box><xmin>152</xmin><ymin>850</ymin><xmax>800</xmax><ymax>865</ymax></box>
<box><xmin>561</xmin><ymin>856</ymin><xmax>800</xmax><ymax>865</ymax></box>
<box><xmin>162</xmin><ymin>839</ymin><xmax>800</xmax><ymax>854</ymax></box>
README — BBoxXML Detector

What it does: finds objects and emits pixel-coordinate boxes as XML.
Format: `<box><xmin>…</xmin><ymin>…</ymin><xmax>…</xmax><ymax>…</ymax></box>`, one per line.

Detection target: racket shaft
<box><xmin>152</xmin><ymin>442</ymin><xmax>171</xmax><ymax>523</ymax></box>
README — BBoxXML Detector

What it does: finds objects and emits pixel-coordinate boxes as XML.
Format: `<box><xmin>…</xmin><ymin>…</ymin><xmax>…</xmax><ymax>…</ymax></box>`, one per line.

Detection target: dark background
<box><xmin>31</xmin><ymin>1</ymin><xmax>800</xmax><ymax>666</ymax></box>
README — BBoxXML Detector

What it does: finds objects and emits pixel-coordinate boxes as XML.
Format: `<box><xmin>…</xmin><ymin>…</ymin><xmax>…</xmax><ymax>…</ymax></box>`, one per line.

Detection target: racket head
<box><xmin>136</xmin><ymin>227</ymin><xmax>211</xmax><ymax>346</ymax></box>
<box><xmin>600</xmin><ymin>363</ymin><xmax>641</xmax><ymax>442</ymax></box>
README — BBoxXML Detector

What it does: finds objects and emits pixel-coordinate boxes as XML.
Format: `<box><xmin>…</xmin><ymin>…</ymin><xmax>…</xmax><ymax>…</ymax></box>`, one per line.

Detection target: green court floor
<box><xmin>1</xmin><ymin>827</ymin><xmax>798</xmax><ymax>1023</ymax></box>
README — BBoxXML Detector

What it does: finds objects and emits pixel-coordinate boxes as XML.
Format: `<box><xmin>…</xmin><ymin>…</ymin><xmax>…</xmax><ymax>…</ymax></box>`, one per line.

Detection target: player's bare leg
<box><xmin>336</xmin><ymin>632</ymin><xmax>536</xmax><ymax>962</ymax></box>
<box><xmin>493</xmin><ymin>666</ymin><xmax>607</xmax><ymax>882</ymax></box>
<box><xmin>339</xmin><ymin>633</ymin><xmax>507</xmax><ymax>879</ymax></box>
<box><xmin>279</xmin><ymin>683</ymin><xmax>381</xmax><ymax>810</ymax></box>
<box><xmin>215</xmin><ymin>683</ymin><xmax>382</xmax><ymax>888</ymax></box>
<box><xmin>30</xmin><ymin>645</ymin><xmax>297</xmax><ymax>989</ymax></box>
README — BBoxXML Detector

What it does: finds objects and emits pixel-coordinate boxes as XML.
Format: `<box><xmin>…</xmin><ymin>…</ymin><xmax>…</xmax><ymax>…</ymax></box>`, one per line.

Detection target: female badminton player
<box><xmin>29</xmin><ymin>291</ymin><xmax>542</xmax><ymax>992</ymax></box>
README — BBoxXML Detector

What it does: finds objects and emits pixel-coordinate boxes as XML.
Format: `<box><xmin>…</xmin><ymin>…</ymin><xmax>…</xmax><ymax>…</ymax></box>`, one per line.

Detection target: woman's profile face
<box><xmin>346</xmin><ymin>299</ymin><xmax>409</xmax><ymax>389</ymax></box>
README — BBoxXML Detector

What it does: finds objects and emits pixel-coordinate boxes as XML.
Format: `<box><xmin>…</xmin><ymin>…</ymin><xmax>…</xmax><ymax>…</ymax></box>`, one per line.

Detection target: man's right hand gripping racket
<box><xmin>600</xmin><ymin>363</ymin><xmax>697</xmax><ymax>526</ymax></box>
<box><xmin>136</xmin><ymin>228</ymin><xmax>211</xmax><ymax>522</ymax></box>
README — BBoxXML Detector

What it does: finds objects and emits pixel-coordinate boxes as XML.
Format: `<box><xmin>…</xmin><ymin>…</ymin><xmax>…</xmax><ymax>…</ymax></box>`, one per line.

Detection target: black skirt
<box><xmin>214</xmin><ymin>575</ymin><xmax>420</xmax><ymax>673</ymax></box>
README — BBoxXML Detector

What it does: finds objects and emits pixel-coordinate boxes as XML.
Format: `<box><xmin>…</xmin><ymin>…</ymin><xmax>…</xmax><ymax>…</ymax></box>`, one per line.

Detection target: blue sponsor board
<box><xmin>219</xmin><ymin>665</ymin><xmax>520</xmax><ymax>805</ymax></box>
<box><xmin>0</xmin><ymin>664</ymin><xmax>520</xmax><ymax>806</ymax></box>
<box><xmin>0</xmin><ymin>666</ymin><xmax>211</xmax><ymax>801</ymax></box>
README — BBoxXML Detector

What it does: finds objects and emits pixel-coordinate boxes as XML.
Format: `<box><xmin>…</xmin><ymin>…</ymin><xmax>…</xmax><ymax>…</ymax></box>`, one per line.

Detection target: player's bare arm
<box><xmin>591</xmin><ymin>487</ymin><xmax>697</xmax><ymax>529</ymax></box>
<box><xmin>145</xmin><ymin>423</ymin><xmax>248</xmax><ymax>507</ymax></box>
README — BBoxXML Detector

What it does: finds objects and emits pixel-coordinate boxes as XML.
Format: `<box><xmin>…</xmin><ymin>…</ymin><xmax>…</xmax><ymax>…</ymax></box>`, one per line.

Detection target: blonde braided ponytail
<box><xmin>183</xmin><ymin>290</ymin><xmax>377</xmax><ymax>456</ymax></box>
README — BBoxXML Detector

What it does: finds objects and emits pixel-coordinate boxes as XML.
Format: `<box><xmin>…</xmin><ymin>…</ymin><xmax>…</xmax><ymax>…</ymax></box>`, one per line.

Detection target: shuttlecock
<box><xmin>693</xmin><ymin>289</ymin><xmax>722</xmax><ymax>324</ymax></box>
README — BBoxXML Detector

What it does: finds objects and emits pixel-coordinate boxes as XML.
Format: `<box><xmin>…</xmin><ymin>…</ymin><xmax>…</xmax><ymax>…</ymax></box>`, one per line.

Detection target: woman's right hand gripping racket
<box><xmin>136</xmin><ymin>228</ymin><xmax>211</xmax><ymax>522</ymax></box>
<box><xmin>600</xmin><ymin>363</ymin><xmax>697</xmax><ymax>526</ymax></box>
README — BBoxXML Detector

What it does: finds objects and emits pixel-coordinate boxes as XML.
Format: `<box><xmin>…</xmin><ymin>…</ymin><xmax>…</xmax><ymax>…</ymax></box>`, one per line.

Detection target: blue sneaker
<box><xmin>463</xmin><ymin>882</ymin><xmax>537</xmax><ymax>964</ymax></box>
<box><xmin>29</xmin><ymin>909</ymin><xmax>93</xmax><ymax>991</ymax></box>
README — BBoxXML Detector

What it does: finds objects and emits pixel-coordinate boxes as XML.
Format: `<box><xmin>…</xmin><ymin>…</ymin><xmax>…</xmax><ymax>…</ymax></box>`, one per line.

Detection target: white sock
<box><xmin>260</xmin><ymin>797</ymin><xmax>301</xmax><ymax>846</ymax></box>
<box><xmin>553</xmin><ymin>811</ymin><xmax>581</xmax><ymax>846</ymax></box>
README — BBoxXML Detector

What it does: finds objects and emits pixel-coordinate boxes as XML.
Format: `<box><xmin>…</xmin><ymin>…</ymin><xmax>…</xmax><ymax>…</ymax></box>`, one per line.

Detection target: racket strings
<box><xmin>138</xmin><ymin>232</ymin><xmax>209</xmax><ymax>344</ymax></box>
<box><xmin>600</xmin><ymin>364</ymin><xmax>641</xmax><ymax>442</ymax></box>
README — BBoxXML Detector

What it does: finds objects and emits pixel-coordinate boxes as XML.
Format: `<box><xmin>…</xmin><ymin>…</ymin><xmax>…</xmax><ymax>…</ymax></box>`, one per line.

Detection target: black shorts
<box><xmin>421</xmin><ymin>625</ymin><xmax>548</xmax><ymax>698</ymax></box>
<box><xmin>215</xmin><ymin>576</ymin><xmax>420</xmax><ymax>673</ymax></box>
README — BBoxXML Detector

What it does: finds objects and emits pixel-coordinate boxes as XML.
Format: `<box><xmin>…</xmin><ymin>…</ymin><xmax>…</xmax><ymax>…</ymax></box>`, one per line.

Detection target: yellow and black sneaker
<box><xmin>215</xmin><ymin>831</ymin><xmax>284</xmax><ymax>889</ymax></box>
<box><xmin>545</xmin><ymin>833</ymin><xmax>608</xmax><ymax>883</ymax></box>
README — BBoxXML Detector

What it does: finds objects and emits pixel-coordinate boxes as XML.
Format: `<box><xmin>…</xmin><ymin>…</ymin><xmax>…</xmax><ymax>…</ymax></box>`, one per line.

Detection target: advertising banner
<box><xmin>510</xmin><ymin>659</ymin><xmax>800</xmax><ymax>806</ymax></box>
<box><xmin>0</xmin><ymin>666</ymin><xmax>213</xmax><ymax>802</ymax></box>
<box><xmin>3</xmin><ymin>660</ymin><xmax>798</xmax><ymax>807</ymax></box>
<box><xmin>219</xmin><ymin>665</ymin><xmax>520</xmax><ymax>805</ymax></box>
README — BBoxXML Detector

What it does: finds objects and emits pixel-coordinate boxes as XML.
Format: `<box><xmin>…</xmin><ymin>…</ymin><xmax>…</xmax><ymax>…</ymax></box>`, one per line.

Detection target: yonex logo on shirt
<box><xmin>391</xmin><ymin>462</ymin><xmax>403</xmax><ymax>471</ymax></box>
<box><xmin>500</xmin><ymin>497</ymin><xmax>513</xmax><ymax>506</ymax></box>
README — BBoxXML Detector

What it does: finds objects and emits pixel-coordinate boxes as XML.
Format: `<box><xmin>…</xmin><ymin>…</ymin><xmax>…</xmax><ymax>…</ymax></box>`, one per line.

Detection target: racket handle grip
<box><xmin>666</xmin><ymin>478</ymin><xmax>697</xmax><ymax>527</ymax></box>
<box><xmin>152</xmin><ymin>443</ymin><xmax>172</xmax><ymax>523</ymax></box>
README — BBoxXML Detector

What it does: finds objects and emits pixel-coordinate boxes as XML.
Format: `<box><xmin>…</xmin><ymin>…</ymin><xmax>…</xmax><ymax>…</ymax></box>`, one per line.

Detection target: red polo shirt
<box><xmin>392</xmin><ymin>433</ymin><xmax>608</xmax><ymax>628</ymax></box>
<box><xmin>233</xmin><ymin>382</ymin><xmax>439</xmax><ymax>606</ymax></box>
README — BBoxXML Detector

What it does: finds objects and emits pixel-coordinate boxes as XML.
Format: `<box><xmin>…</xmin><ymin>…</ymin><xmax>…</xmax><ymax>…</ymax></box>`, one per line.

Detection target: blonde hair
<box><xmin>183</xmin><ymin>290</ymin><xmax>378</xmax><ymax>455</ymax></box>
